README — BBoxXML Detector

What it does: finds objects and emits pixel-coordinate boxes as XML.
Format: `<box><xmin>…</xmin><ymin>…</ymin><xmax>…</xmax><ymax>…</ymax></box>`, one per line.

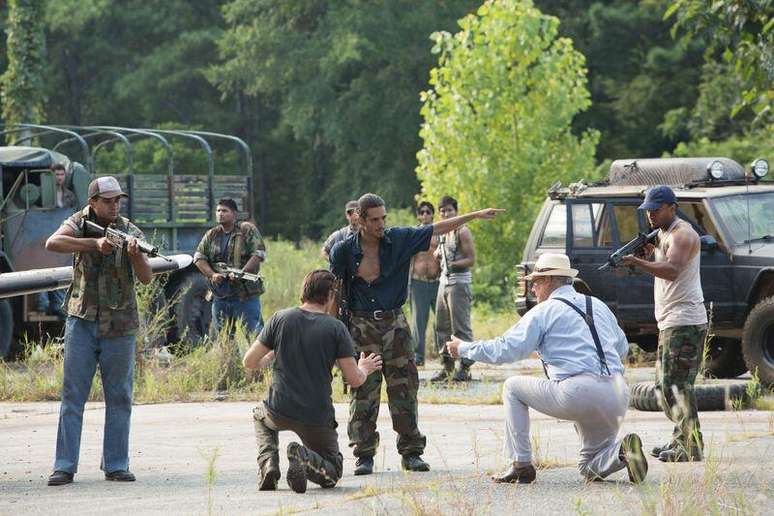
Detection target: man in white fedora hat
<box><xmin>446</xmin><ymin>253</ymin><xmax>647</xmax><ymax>484</ymax></box>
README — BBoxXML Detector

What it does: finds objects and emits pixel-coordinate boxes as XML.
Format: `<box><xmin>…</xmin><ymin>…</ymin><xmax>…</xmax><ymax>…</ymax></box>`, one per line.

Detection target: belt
<box><xmin>351</xmin><ymin>309</ymin><xmax>403</xmax><ymax>321</ymax></box>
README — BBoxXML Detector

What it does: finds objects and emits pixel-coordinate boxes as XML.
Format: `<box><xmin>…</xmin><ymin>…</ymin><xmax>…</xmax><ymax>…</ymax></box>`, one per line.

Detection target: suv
<box><xmin>515</xmin><ymin>157</ymin><xmax>774</xmax><ymax>386</ymax></box>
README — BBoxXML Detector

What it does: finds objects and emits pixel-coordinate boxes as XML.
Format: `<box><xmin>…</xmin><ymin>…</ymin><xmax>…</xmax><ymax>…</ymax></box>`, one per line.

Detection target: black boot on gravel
<box><xmin>258</xmin><ymin>459</ymin><xmax>281</xmax><ymax>491</ymax></box>
<box><xmin>354</xmin><ymin>456</ymin><xmax>374</xmax><ymax>476</ymax></box>
<box><xmin>650</xmin><ymin>442</ymin><xmax>673</xmax><ymax>458</ymax></box>
<box><xmin>430</xmin><ymin>369</ymin><xmax>453</xmax><ymax>383</ymax></box>
<box><xmin>104</xmin><ymin>470</ymin><xmax>136</xmax><ymax>482</ymax></box>
<box><xmin>286</xmin><ymin>442</ymin><xmax>309</xmax><ymax>493</ymax></box>
<box><xmin>658</xmin><ymin>446</ymin><xmax>703</xmax><ymax>463</ymax></box>
<box><xmin>401</xmin><ymin>454</ymin><xmax>430</xmax><ymax>472</ymax></box>
<box><xmin>47</xmin><ymin>471</ymin><xmax>74</xmax><ymax>486</ymax></box>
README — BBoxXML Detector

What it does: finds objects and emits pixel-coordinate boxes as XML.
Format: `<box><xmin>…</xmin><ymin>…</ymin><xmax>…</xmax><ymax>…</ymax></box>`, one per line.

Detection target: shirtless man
<box><xmin>409</xmin><ymin>201</ymin><xmax>441</xmax><ymax>366</ymax></box>
<box><xmin>329</xmin><ymin>193</ymin><xmax>503</xmax><ymax>475</ymax></box>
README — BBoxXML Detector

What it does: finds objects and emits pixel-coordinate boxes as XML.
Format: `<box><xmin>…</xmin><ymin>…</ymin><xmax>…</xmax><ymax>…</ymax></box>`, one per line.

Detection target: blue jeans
<box><xmin>37</xmin><ymin>289</ymin><xmax>66</xmax><ymax>318</ymax></box>
<box><xmin>54</xmin><ymin>317</ymin><xmax>135</xmax><ymax>474</ymax></box>
<box><xmin>211</xmin><ymin>295</ymin><xmax>263</xmax><ymax>334</ymax></box>
<box><xmin>409</xmin><ymin>279</ymin><xmax>439</xmax><ymax>363</ymax></box>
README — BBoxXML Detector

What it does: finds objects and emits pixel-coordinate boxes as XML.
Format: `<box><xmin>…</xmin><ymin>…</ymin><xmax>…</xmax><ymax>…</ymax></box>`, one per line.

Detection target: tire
<box><xmin>741</xmin><ymin>296</ymin><xmax>774</xmax><ymax>387</ymax></box>
<box><xmin>703</xmin><ymin>337</ymin><xmax>748</xmax><ymax>379</ymax></box>
<box><xmin>171</xmin><ymin>273</ymin><xmax>212</xmax><ymax>346</ymax></box>
<box><xmin>0</xmin><ymin>299</ymin><xmax>12</xmax><ymax>359</ymax></box>
<box><xmin>628</xmin><ymin>381</ymin><xmax>750</xmax><ymax>411</ymax></box>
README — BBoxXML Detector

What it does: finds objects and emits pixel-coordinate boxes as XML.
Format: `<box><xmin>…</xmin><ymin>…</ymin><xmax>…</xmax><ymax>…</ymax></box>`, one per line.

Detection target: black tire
<box><xmin>171</xmin><ymin>273</ymin><xmax>212</xmax><ymax>346</ymax></box>
<box><xmin>0</xmin><ymin>299</ymin><xmax>12</xmax><ymax>359</ymax></box>
<box><xmin>741</xmin><ymin>296</ymin><xmax>774</xmax><ymax>387</ymax></box>
<box><xmin>628</xmin><ymin>381</ymin><xmax>750</xmax><ymax>411</ymax></box>
<box><xmin>703</xmin><ymin>337</ymin><xmax>748</xmax><ymax>379</ymax></box>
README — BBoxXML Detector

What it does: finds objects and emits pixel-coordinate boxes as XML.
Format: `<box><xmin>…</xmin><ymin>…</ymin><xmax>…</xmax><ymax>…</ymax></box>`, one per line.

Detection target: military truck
<box><xmin>0</xmin><ymin>124</ymin><xmax>255</xmax><ymax>358</ymax></box>
<box><xmin>514</xmin><ymin>157</ymin><xmax>774</xmax><ymax>386</ymax></box>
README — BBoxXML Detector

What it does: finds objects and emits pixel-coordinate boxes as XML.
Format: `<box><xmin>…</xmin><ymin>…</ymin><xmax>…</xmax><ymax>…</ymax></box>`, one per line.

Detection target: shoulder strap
<box><xmin>553</xmin><ymin>296</ymin><xmax>611</xmax><ymax>376</ymax></box>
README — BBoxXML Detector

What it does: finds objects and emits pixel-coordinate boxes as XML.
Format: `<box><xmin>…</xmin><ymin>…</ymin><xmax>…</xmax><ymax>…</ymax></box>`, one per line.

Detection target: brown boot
<box><xmin>492</xmin><ymin>463</ymin><xmax>536</xmax><ymax>484</ymax></box>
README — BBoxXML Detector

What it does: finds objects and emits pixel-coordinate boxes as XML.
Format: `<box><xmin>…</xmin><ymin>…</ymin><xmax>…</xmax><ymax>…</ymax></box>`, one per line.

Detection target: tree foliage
<box><xmin>665</xmin><ymin>0</ymin><xmax>773</xmax><ymax>123</ymax></box>
<box><xmin>417</xmin><ymin>0</ymin><xmax>598</xmax><ymax>287</ymax></box>
<box><xmin>1</xmin><ymin>0</ymin><xmax>46</xmax><ymax>142</ymax></box>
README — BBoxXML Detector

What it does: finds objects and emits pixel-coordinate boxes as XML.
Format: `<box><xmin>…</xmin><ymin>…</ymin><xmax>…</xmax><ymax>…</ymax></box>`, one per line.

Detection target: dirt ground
<box><xmin>1</xmin><ymin>365</ymin><xmax>772</xmax><ymax>515</ymax></box>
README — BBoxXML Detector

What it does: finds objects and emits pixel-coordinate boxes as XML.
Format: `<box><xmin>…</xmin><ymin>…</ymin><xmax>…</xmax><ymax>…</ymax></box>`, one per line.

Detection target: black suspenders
<box><xmin>540</xmin><ymin>295</ymin><xmax>612</xmax><ymax>379</ymax></box>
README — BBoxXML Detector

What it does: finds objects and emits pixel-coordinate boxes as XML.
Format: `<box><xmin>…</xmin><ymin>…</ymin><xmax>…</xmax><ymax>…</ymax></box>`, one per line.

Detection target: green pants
<box><xmin>655</xmin><ymin>324</ymin><xmax>707</xmax><ymax>452</ymax></box>
<box><xmin>348</xmin><ymin>312</ymin><xmax>426</xmax><ymax>458</ymax></box>
<box><xmin>434</xmin><ymin>281</ymin><xmax>475</xmax><ymax>371</ymax></box>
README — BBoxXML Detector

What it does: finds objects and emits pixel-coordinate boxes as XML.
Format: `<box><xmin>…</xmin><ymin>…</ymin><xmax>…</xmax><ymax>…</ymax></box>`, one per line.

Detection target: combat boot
<box><xmin>650</xmin><ymin>442</ymin><xmax>673</xmax><ymax>458</ymax></box>
<box><xmin>451</xmin><ymin>366</ymin><xmax>472</xmax><ymax>382</ymax></box>
<box><xmin>286</xmin><ymin>442</ymin><xmax>309</xmax><ymax>493</ymax></box>
<box><xmin>658</xmin><ymin>446</ymin><xmax>703</xmax><ymax>463</ymax></box>
<box><xmin>620</xmin><ymin>433</ymin><xmax>648</xmax><ymax>484</ymax></box>
<box><xmin>354</xmin><ymin>456</ymin><xmax>374</xmax><ymax>476</ymax></box>
<box><xmin>258</xmin><ymin>457</ymin><xmax>280</xmax><ymax>491</ymax></box>
<box><xmin>401</xmin><ymin>454</ymin><xmax>430</xmax><ymax>472</ymax></box>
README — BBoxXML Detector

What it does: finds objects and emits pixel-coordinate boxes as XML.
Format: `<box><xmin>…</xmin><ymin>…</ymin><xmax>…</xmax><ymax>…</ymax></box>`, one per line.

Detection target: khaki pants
<box><xmin>253</xmin><ymin>403</ymin><xmax>343</xmax><ymax>488</ymax></box>
<box><xmin>434</xmin><ymin>281</ymin><xmax>474</xmax><ymax>370</ymax></box>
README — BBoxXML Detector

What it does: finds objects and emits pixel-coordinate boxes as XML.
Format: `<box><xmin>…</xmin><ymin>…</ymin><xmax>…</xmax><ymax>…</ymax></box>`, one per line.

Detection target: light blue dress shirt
<box><xmin>458</xmin><ymin>285</ymin><xmax>629</xmax><ymax>380</ymax></box>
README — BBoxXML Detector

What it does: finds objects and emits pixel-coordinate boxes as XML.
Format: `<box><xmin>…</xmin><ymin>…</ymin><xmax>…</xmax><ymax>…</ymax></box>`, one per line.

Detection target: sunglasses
<box><xmin>418</xmin><ymin>210</ymin><xmax>432</xmax><ymax>215</ymax></box>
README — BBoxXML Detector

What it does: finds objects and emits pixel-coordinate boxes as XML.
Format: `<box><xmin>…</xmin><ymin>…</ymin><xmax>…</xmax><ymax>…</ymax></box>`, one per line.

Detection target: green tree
<box><xmin>417</xmin><ymin>0</ymin><xmax>598</xmax><ymax>290</ymax></box>
<box><xmin>665</xmin><ymin>0</ymin><xmax>773</xmax><ymax>123</ymax></box>
<box><xmin>211</xmin><ymin>0</ymin><xmax>477</xmax><ymax>238</ymax></box>
<box><xmin>1</xmin><ymin>0</ymin><xmax>46</xmax><ymax>142</ymax></box>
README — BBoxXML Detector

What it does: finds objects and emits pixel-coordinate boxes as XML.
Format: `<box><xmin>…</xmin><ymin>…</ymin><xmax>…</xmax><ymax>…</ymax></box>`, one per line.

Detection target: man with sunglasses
<box><xmin>622</xmin><ymin>185</ymin><xmax>707</xmax><ymax>463</ymax></box>
<box><xmin>409</xmin><ymin>201</ymin><xmax>441</xmax><ymax>366</ymax></box>
<box><xmin>321</xmin><ymin>200</ymin><xmax>360</xmax><ymax>260</ymax></box>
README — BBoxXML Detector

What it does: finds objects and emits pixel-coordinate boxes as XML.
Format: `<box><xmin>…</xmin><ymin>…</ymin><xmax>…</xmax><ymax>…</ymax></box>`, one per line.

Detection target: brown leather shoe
<box><xmin>492</xmin><ymin>463</ymin><xmax>536</xmax><ymax>484</ymax></box>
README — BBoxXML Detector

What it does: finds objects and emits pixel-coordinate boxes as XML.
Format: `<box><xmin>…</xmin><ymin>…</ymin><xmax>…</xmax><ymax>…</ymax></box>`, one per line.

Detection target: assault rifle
<box><xmin>598</xmin><ymin>229</ymin><xmax>659</xmax><ymax>271</ymax></box>
<box><xmin>438</xmin><ymin>234</ymin><xmax>450</xmax><ymax>277</ymax></box>
<box><xmin>335</xmin><ymin>272</ymin><xmax>353</xmax><ymax>394</ymax></box>
<box><xmin>213</xmin><ymin>262</ymin><xmax>263</xmax><ymax>284</ymax></box>
<box><xmin>83</xmin><ymin>220</ymin><xmax>171</xmax><ymax>266</ymax></box>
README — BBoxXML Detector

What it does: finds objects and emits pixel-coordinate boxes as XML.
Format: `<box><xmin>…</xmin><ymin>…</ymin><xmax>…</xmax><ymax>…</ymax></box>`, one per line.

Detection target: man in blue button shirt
<box><xmin>330</xmin><ymin>193</ymin><xmax>503</xmax><ymax>475</ymax></box>
<box><xmin>447</xmin><ymin>253</ymin><xmax>648</xmax><ymax>484</ymax></box>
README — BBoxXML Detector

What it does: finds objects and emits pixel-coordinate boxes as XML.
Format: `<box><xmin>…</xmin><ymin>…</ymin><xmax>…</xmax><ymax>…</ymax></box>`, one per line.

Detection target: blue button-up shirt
<box><xmin>458</xmin><ymin>285</ymin><xmax>629</xmax><ymax>380</ymax></box>
<box><xmin>329</xmin><ymin>225</ymin><xmax>433</xmax><ymax>311</ymax></box>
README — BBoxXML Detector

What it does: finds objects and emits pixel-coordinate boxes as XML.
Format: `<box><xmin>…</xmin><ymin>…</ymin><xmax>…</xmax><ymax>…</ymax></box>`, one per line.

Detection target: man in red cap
<box><xmin>44</xmin><ymin>176</ymin><xmax>152</xmax><ymax>486</ymax></box>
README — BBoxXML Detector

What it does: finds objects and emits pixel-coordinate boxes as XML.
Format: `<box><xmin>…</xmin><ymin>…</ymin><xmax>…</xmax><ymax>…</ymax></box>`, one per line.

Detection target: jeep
<box><xmin>515</xmin><ymin>157</ymin><xmax>774</xmax><ymax>386</ymax></box>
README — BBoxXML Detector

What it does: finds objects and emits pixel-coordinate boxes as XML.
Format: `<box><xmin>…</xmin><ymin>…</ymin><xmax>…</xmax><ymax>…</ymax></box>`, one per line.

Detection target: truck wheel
<box><xmin>172</xmin><ymin>273</ymin><xmax>212</xmax><ymax>346</ymax></box>
<box><xmin>628</xmin><ymin>381</ymin><xmax>749</xmax><ymax>411</ymax></box>
<box><xmin>703</xmin><ymin>337</ymin><xmax>748</xmax><ymax>379</ymax></box>
<box><xmin>742</xmin><ymin>296</ymin><xmax>774</xmax><ymax>387</ymax></box>
<box><xmin>0</xmin><ymin>300</ymin><xmax>12</xmax><ymax>359</ymax></box>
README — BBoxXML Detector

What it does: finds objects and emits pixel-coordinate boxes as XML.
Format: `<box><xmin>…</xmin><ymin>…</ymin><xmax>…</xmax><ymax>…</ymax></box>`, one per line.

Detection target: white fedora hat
<box><xmin>525</xmin><ymin>253</ymin><xmax>578</xmax><ymax>280</ymax></box>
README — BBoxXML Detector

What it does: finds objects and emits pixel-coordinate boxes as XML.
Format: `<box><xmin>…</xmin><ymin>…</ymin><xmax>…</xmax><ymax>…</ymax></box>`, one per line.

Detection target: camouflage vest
<box><xmin>63</xmin><ymin>206</ymin><xmax>141</xmax><ymax>336</ymax></box>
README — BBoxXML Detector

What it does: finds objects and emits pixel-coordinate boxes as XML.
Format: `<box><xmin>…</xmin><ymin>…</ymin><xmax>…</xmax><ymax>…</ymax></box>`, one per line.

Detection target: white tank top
<box><xmin>654</xmin><ymin>218</ymin><xmax>708</xmax><ymax>330</ymax></box>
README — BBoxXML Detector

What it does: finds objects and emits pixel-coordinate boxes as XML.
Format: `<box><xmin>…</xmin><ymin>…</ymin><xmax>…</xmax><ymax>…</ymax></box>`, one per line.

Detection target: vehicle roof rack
<box><xmin>609</xmin><ymin>157</ymin><xmax>745</xmax><ymax>186</ymax></box>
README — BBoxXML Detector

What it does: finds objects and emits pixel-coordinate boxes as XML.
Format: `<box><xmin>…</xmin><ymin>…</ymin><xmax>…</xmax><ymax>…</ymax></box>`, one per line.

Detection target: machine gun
<box><xmin>213</xmin><ymin>262</ymin><xmax>263</xmax><ymax>284</ymax></box>
<box><xmin>439</xmin><ymin>234</ymin><xmax>450</xmax><ymax>277</ymax></box>
<box><xmin>598</xmin><ymin>229</ymin><xmax>659</xmax><ymax>271</ymax></box>
<box><xmin>83</xmin><ymin>220</ymin><xmax>171</xmax><ymax>265</ymax></box>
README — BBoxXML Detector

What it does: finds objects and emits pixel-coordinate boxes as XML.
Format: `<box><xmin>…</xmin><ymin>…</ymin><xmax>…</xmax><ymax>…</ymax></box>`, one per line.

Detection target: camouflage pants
<box><xmin>655</xmin><ymin>324</ymin><xmax>707</xmax><ymax>452</ymax></box>
<box><xmin>253</xmin><ymin>403</ymin><xmax>342</xmax><ymax>488</ymax></box>
<box><xmin>348</xmin><ymin>312</ymin><xmax>426</xmax><ymax>458</ymax></box>
<box><xmin>434</xmin><ymin>282</ymin><xmax>475</xmax><ymax>371</ymax></box>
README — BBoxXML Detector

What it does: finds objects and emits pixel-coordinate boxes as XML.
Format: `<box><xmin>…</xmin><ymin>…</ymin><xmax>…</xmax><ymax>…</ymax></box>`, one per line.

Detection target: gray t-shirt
<box><xmin>259</xmin><ymin>307</ymin><xmax>355</xmax><ymax>427</ymax></box>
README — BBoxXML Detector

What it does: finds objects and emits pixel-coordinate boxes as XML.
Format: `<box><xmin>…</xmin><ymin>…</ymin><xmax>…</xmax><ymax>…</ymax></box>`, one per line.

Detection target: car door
<box><xmin>566</xmin><ymin>200</ymin><xmax>617</xmax><ymax>308</ymax></box>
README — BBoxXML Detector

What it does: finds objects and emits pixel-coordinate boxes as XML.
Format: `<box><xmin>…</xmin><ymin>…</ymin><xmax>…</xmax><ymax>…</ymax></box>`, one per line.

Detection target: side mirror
<box><xmin>700</xmin><ymin>234</ymin><xmax>718</xmax><ymax>252</ymax></box>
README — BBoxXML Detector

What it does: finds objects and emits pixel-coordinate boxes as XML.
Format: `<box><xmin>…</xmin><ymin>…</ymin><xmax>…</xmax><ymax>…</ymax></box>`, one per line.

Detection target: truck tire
<box><xmin>741</xmin><ymin>296</ymin><xmax>774</xmax><ymax>387</ymax></box>
<box><xmin>703</xmin><ymin>337</ymin><xmax>748</xmax><ymax>379</ymax></box>
<box><xmin>0</xmin><ymin>299</ymin><xmax>12</xmax><ymax>359</ymax></box>
<box><xmin>172</xmin><ymin>273</ymin><xmax>212</xmax><ymax>346</ymax></box>
<box><xmin>628</xmin><ymin>381</ymin><xmax>749</xmax><ymax>411</ymax></box>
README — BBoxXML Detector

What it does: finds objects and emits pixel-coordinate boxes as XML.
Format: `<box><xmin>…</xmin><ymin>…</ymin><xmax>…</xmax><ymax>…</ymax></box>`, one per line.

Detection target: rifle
<box><xmin>598</xmin><ymin>229</ymin><xmax>659</xmax><ymax>271</ymax></box>
<box><xmin>213</xmin><ymin>262</ymin><xmax>263</xmax><ymax>284</ymax></box>
<box><xmin>335</xmin><ymin>273</ymin><xmax>352</xmax><ymax>394</ymax></box>
<box><xmin>439</xmin><ymin>234</ymin><xmax>450</xmax><ymax>278</ymax></box>
<box><xmin>83</xmin><ymin>220</ymin><xmax>171</xmax><ymax>266</ymax></box>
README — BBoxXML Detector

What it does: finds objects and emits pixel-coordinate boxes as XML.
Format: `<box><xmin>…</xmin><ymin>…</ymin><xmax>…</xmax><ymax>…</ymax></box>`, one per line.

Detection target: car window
<box><xmin>712</xmin><ymin>192</ymin><xmax>774</xmax><ymax>244</ymax></box>
<box><xmin>678</xmin><ymin>202</ymin><xmax>722</xmax><ymax>241</ymax></box>
<box><xmin>598</xmin><ymin>204</ymin><xmax>639</xmax><ymax>246</ymax></box>
<box><xmin>571</xmin><ymin>203</ymin><xmax>604</xmax><ymax>247</ymax></box>
<box><xmin>539</xmin><ymin>203</ymin><xmax>566</xmax><ymax>248</ymax></box>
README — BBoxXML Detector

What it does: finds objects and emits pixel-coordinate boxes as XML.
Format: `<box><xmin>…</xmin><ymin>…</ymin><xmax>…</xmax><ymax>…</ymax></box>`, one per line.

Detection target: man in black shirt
<box><xmin>243</xmin><ymin>270</ymin><xmax>382</xmax><ymax>493</ymax></box>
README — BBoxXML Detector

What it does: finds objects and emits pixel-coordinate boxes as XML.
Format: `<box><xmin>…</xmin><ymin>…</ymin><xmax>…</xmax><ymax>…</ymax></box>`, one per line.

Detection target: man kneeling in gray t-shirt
<box><xmin>243</xmin><ymin>270</ymin><xmax>382</xmax><ymax>493</ymax></box>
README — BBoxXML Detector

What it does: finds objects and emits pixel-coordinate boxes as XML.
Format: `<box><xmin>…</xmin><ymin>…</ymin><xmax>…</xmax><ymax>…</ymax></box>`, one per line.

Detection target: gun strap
<box><xmin>553</xmin><ymin>296</ymin><xmax>612</xmax><ymax>377</ymax></box>
<box><xmin>231</xmin><ymin>222</ymin><xmax>245</xmax><ymax>268</ymax></box>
